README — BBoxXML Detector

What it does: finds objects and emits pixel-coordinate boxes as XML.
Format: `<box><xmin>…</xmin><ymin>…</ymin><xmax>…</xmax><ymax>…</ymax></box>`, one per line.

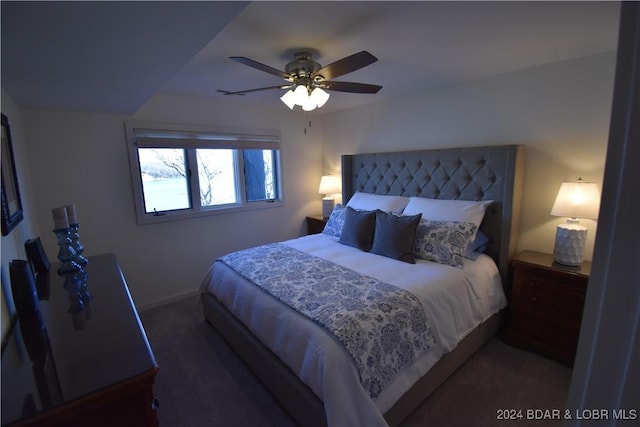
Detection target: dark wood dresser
<box><xmin>1</xmin><ymin>254</ymin><xmax>158</xmax><ymax>427</ymax></box>
<box><xmin>504</xmin><ymin>250</ymin><xmax>590</xmax><ymax>365</ymax></box>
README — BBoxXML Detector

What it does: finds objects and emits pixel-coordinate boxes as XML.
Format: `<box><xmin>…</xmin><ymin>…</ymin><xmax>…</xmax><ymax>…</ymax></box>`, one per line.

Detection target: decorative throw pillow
<box><xmin>346</xmin><ymin>191</ymin><xmax>410</xmax><ymax>214</ymax></box>
<box><xmin>414</xmin><ymin>220</ymin><xmax>478</xmax><ymax>267</ymax></box>
<box><xmin>402</xmin><ymin>197</ymin><xmax>492</xmax><ymax>242</ymax></box>
<box><xmin>322</xmin><ymin>204</ymin><xmax>346</xmax><ymax>237</ymax></box>
<box><xmin>338</xmin><ymin>206</ymin><xmax>377</xmax><ymax>251</ymax></box>
<box><xmin>370</xmin><ymin>210</ymin><xmax>422</xmax><ymax>263</ymax></box>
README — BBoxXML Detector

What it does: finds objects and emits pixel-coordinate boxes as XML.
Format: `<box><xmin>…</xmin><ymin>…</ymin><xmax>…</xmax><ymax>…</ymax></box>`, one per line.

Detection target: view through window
<box><xmin>126</xmin><ymin>123</ymin><xmax>282</xmax><ymax>224</ymax></box>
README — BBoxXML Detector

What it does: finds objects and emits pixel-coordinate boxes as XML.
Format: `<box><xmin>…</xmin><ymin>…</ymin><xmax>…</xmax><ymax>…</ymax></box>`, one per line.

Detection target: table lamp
<box><xmin>550</xmin><ymin>178</ymin><xmax>600</xmax><ymax>266</ymax></box>
<box><xmin>318</xmin><ymin>175</ymin><xmax>340</xmax><ymax>219</ymax></box>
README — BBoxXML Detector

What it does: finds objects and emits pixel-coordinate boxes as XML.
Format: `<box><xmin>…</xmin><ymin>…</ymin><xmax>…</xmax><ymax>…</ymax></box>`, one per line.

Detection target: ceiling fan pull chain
<box><xmin>303</xmin><ymin>111</ymin><xmax>310</xmax><ymax>134</ymax></box>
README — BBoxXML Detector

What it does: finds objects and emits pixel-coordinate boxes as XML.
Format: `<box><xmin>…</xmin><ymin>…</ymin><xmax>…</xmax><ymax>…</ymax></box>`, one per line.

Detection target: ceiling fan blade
<box><xmin>217</xmin><ymin>85</ymin><xmax>290</xmax><ymax>96</ymax></box>
<box><xmin>322</xmin><ymin>81</ymin><xmax>382</xmax><ymax>94</ymax></box>
<box><xmin>313</xmin><ymin>51</ymin><xmax>378</xmax><ymax>80</ymax></box>
<box><xmin>230</xmin><ymin>56</ymin><xmax>291</xmax><ymax>80</ymax></box>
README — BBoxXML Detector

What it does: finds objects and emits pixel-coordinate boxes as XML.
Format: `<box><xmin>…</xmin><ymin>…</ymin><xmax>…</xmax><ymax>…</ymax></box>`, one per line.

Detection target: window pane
<box><xmin>244</xmin><ymin>149</ymin><xmax>278</xmax><ymax>202</ymax></box>
<box><xmin>196</xmin><ymin>149</ymin><xmax>237</xmax><ymax>206</ymax></box>
<box><xmin>138</xmin><ymin>148</ymin><xmax>190</xmax><ymax>213</ymax></box>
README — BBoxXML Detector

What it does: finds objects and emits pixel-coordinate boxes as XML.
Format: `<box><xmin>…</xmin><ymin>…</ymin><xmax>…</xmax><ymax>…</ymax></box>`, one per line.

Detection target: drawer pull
<box><xmin>152</xmin><ymin>398</ymin><xmax>160</xmax><ymax>410</ymax></box>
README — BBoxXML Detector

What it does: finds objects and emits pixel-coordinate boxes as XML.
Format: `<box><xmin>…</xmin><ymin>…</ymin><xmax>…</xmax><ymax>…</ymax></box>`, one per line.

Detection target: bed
<box><xmin>200</xmin><ymin>145</ymin><xmax>524</xmax><ymax>426</ymax></box>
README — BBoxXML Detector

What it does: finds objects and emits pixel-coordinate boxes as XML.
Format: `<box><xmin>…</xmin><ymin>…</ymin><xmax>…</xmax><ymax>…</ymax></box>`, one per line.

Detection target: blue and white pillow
<box><xmin>414</xmin><ymin>220</ymin><xmax>478</xmax><ymax>268</ymax></box>
<box><xmin>322</xmin><ymin>204</ymin><xmax>346</xmax><ymax>237</ymax></box>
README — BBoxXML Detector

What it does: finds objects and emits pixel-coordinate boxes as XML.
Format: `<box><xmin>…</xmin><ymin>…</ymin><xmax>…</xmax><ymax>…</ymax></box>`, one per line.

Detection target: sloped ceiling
<box><xmin>1</xmin><ymin>1</ymin><xmax>249</xmax><ymax>114</ymax></box>
<box><xmin>1</xmin><ymin>1</ymin><xmax>620</xmax><ymax>115</ymax></box>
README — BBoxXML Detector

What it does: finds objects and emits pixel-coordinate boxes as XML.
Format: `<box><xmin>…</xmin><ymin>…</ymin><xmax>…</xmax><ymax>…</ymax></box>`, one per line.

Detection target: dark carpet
<box><xmin>139</xmin><ymin>296</ymin><xmax>572</xmax><ymax>426</ymax></box>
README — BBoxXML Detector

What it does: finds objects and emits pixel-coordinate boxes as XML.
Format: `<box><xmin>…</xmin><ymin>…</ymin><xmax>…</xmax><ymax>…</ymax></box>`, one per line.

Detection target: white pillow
<box><xmin>346</xmin><ymin>191</ymin><xmax>410</xmax><ymax>214</ymax></box>
<box><xmin>402</xmin><ymin>197</ymin><xmax>493</xmax><ymax>229</ymax></box>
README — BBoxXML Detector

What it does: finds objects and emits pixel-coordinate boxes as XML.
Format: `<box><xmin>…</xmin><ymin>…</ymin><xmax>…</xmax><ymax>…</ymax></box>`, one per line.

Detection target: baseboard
<box><xmin>137</xmin><ymin>289</ymin><xmax>200</xmax><ymax>312</ymax></box>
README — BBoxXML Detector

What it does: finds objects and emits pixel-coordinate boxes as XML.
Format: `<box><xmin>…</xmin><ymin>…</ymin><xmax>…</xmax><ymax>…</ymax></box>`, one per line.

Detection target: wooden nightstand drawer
<box><xmin>508</xmin><ymin>316</ymin><xmax>579</xmax><ymax>363</ymax></box>
<box><xmin>510</xmin><ymin>310</ymin><xmax>580</xmax><ymax>342</ymax></box>
<box><xmin>517</xmin><ymin>267</ymin><xmax>587</xmax><ymax>292</ymax></box>
<box><xmin>504</xmin><ymin>250</ymin><xmax>590</xmax><ymax>365</ymax></box>
<box><xmin>513</xmin><ymin>277</ymin><xmax>555</xmax><ymax>308</ymax></box>
<box><xmin>514</xmin><ymin>274</ymin><xmax>586</xmax><ymax>323</ymax></box>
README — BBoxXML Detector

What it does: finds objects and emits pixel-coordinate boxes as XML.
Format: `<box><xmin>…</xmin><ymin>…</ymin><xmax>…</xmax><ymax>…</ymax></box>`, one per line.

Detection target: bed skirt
<box><xmin>201</xmin><ymin>291</ymin><xmax>502</xmax><ymax>426</ymax></box>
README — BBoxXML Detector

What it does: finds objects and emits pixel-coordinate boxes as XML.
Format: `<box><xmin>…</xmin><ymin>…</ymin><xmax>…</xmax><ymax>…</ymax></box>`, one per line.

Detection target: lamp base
<box><xmin>553</xmin><ymin>223</ymin><xmax>588</xmax><ymax>266</ymax></box>
<box><xmin>322</xmin><ymin>198</ymin><xmax>335</xmax><ymax>219</ymax></box>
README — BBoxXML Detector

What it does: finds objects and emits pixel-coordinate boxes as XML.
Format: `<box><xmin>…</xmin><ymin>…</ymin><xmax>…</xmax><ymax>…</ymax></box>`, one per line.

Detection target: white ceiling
<box><xmin>1</xmin><ymin>1</ymin><xmax>620</xmax><ymax>115</ymax></box>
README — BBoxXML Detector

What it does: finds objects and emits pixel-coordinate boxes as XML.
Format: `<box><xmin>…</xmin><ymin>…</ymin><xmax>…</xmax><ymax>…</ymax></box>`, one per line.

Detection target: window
<box><xmin>125</xmin><ymin>122</ymin><xmax>282</xmax><ymax>224</ymax></box>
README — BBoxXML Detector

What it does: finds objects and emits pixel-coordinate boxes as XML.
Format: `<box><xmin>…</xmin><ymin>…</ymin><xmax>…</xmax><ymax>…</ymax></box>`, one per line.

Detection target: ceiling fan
<box><xmin>219</xmin><ymin>50</ymin><xmax>382</xmax><ymax>111</ymax></box>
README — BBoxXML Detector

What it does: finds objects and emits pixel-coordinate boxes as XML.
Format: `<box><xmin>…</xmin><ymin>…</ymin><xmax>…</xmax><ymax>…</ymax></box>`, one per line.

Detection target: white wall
<box><xmin>23</xmin><ymin>93</ymin><xmax>323</xmax><ymax>308</ymax></box>
<box><xmin>322</xmin><ymin>52</ymin><xmax>616</xmax><ymax>260</ymax></box>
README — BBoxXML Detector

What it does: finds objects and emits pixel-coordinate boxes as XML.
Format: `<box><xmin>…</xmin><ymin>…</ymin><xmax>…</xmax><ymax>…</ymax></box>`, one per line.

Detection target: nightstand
<box><xmin>504</xmin><ymin>250</ymin><xmax>590</xmax><ymax>365</ymax></box>
<box><xmin>305</xmin><ymin>215</ymin><xmax>327</xmax><ymax>235</ymax></box>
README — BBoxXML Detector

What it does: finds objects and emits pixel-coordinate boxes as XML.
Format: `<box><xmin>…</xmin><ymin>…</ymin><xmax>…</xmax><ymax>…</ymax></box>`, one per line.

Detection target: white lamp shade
<box><xmin>280</xmin><ymin>85</ymin><xmax>330</xmax><ymax>111</ymax></box>
<box><xmin>310</xmin><ymin>87</ymin><xmax>330</xmax><ymax>108</ymax></box>
<box><xmin>550</xmin><ymin>180</ymin><xmax>600</xmax><ymax>219</ymax></box>
<box><xmin>292</xmin><ymin>85</ymin><xmax>309</xmax><ymax>106</ymax></box>
<box><xmin>318</xmin><ymin>175</ymin><xmax>340</xmax><ymax>195</ymax></box>
<box><xmin>302</xmin><ymin>96</ymin><xmax>317</xmax><ymax>111</ymax></box>
<box><xmin>280</xmin><ymin>90</ymin><xmax>296</xmax><ymax>109</ymax></box>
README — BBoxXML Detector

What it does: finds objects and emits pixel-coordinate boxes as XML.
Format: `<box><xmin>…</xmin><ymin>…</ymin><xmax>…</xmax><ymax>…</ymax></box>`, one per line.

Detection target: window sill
<box><xmin>134</xmin><ymin>199</ymin><xmax>284</xmax><ymax>225</ymax></box>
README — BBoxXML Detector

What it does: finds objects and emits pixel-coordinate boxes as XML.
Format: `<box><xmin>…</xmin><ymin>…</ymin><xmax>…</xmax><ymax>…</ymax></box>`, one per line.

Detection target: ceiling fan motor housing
<box><xmin>285</xmin><ymin>51</ymin><xmax>322</xmax><ymax>80</ymax></box>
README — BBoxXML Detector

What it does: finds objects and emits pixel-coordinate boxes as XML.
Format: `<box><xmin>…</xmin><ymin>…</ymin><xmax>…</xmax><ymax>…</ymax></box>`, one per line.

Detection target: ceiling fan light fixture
<box><xmin>280</xmin><ymin>90</ymin><xmax>296</xmax><ymax>109</ymax></box>
<box><xmin>229</xmin><ymin>50</ymin><xmax>380</xmax><ymax>111</ymax></box>
<box><xmin>292</xmin><ymin>85</ymin><xmax>309</xmax><ymax>106</ymax></box>
<box><xmin>302</xmin><ymin>97</ymin><xmax>317</xmax><ymax>111</ymax></box>
<box><xmin>280</xmin><ymin>85</ymin><xmax>329</xmax><ymax>111</ymax></box>
<box><xmin>310</xmin><ymin>87</ymin><xmax>330</xmax><ymax>108</ymax></box>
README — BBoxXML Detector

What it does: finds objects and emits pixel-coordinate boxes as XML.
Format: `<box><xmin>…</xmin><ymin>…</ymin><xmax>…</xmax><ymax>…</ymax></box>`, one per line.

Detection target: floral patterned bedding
<box><xmin>219</xmin><ymin>243</ymin><xmax>436</xmax><ymax>399</ymax></box>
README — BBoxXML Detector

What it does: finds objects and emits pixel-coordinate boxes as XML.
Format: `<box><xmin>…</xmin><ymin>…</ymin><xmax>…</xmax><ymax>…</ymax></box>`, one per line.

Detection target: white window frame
<box><xmin>125</xmin><ymin>121</ymin><xmax>284</xmax><ymax>225</ymax></box>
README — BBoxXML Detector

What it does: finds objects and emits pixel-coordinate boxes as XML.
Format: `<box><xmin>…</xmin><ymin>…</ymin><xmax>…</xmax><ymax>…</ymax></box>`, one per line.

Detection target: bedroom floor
<box><xmin>140</xmin><ymin>296</ymin><xmax>572</xmax><ymax>427</ymax></box>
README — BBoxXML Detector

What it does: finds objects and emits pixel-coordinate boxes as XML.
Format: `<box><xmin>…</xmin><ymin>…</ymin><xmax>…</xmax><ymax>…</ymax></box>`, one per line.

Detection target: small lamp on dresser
<box><xmin>318</xmin><ymin>175</ymin><xmax>340</xmax><ymax>219</ymax></box>
<box><xmin>550</xmin><ymin>178</ymin><xmax>601</xmax><ymax>266</ymax></box>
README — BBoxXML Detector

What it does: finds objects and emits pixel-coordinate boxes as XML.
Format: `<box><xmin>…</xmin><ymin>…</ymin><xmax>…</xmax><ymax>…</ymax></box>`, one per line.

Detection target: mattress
<box><xmin>200</xmin><ymin>233</ymin><xmax>507</xmax><ymax>427</ymax></box>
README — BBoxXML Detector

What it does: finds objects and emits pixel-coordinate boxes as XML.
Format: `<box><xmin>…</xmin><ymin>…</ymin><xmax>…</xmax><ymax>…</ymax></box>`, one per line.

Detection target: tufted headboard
<box><xmin>341</xmin><ymin>145</ymin><xmax>524</xmax><ymax>289</ymax></box>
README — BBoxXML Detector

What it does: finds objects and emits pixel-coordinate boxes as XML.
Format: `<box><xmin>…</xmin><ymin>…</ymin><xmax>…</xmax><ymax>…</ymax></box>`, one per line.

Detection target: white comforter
<box><xmin>200</xmin><ymin>233</ymin><xmax>507</xmax><ymax>427</ymax></box>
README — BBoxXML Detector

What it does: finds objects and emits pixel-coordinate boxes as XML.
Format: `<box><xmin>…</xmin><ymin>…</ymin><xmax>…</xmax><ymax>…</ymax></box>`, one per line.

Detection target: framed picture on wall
<box><xmin>1</xmin><ymin>113</ymin><xmax>24</xmax><ymax>236</ymax></box>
